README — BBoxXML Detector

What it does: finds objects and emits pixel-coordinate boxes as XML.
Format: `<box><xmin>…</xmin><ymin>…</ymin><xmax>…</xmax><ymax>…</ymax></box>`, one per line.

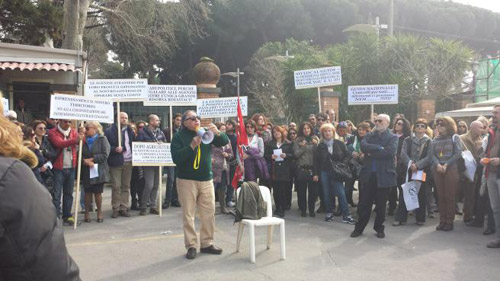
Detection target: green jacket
<box><xmin>171</xmin><ymin>128</ymin><xmax>229</xmax><ymax>181</ymax></box>
<box><xmin>234</xmin><ymin>181</ymin><xmax>267</xmax><ymax>222</ymax></box>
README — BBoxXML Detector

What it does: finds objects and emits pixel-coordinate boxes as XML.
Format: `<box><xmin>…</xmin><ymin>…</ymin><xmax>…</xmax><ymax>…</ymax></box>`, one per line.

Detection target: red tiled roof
<box><xmin>0</xmin><ymin>61</ymin><xmax>82</xmax><ymax>72</ymax></box>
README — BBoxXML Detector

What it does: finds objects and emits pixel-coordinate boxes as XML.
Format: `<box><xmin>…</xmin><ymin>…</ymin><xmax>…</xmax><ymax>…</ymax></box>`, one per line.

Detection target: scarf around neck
<box><xmin>86</xmin><ymin>134</ymin><xmax>98</xmax><ymax>149</ymax></box>
<box><xmin>58</xmin><ymin>124</ymin><xmax>71</xmax><ymax>138</ymax></box>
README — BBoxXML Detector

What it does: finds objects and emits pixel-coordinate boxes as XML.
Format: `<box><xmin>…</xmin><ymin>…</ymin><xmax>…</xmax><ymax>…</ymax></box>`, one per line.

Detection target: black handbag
<box><xmin>329</xmin><ymin>157</ymin><xmax>352</xmax><ymax>181</ymax></box>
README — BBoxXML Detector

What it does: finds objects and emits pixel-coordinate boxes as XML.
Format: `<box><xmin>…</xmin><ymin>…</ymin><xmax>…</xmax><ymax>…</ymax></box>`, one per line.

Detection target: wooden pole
<box><xmin>74</xmin><ymin>121</ymin><xmax>84</xmax><ymax>229</ymax></box>
<box><xmin>169</xmin><ymin>106</ymin><xmax>173</xmax><ymax>142</ymax></box>
<box><xmin>158</xmin><ymin>165</ymin><xmax>163</xmax><ymax>217</ymax></box>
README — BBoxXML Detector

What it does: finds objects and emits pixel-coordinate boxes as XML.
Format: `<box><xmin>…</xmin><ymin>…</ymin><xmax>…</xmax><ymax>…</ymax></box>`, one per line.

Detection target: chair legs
<box><xmin>249</xmin><ymin>224</ymin><xmax>256</xmax><ymax>263</ymax></box>
<box><xmin>236</xmin><ymin>223</ymin><xmax>244</xmax><ymax>252</ymax></box>
<box><xmin>280</xmin><ymin>221</ymin><xmax>286</xmax><ymax>260</ymax></box>
<box><xmin>267</xmin><ymin>225</ymin><xmax>274</xmax><ymax>250</ymax></box>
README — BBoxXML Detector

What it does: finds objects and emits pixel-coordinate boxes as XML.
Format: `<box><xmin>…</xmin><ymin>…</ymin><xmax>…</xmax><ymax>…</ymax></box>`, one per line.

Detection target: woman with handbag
<box><xmin>293</xmin><ymin>122</ymin><xmax>319</xmax><ymax>217</ymax></box>
<box><xmin>265</xmin><ymin>126</ymin><xmax>294</xmax><ymax>218</ymax></box>
<box><xmin>346</xmin><ymin>122</ymin><xmax>370</xmax><ymax>207</ymax></box>
<box><xmin>431</xmin><ymin>117</ymin><xmax>462</xmax><ymax>231</ymax></box>
<box><xmin>313</xmin><ymin>123</ymin><xmax>356</xmax><ymax>224</ymax></box>
<box><xmin>393</xmin><ymin>119</ymin><xmax>433</xmax><ymax>226</ymax></box>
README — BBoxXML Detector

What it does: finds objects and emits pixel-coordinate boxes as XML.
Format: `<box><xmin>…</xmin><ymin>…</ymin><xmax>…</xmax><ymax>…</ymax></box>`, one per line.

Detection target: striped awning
<box><xmin>0</xmin><ymin>61</ymin><xmax>82</xmax><ymax>72</ymax></box>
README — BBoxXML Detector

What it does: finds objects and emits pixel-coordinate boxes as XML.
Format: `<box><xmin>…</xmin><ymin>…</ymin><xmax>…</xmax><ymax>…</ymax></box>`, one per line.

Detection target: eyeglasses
<box><xmin>436</xmin><ymin>121</ymin><xmax>444</xmax><ymax>127</ymax></box>
<box><xmin>185</xmin><ymin>116</ymin><xmax>200</xmax><ymax>121</ymax></box>
<box><xmin>414</xmin><ymin>124</ymin><xmax>426</xmax><ymax>129</ymax></box>
<box><xmin>374</xmin><ymin>119</ymin><xmax>383</xmax><ymax>123</ymax></box>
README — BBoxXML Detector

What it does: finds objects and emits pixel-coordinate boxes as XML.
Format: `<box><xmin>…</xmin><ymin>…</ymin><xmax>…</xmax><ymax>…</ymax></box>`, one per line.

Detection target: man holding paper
<box><xmin>171</xmin><ymin>110</ymin><xmax>229</xmax><ymax>260</ymax></box>
<box><xmin>393</xmin><ymin>119</ymin><xmax>432</xmax><ymax>226</ymax></box>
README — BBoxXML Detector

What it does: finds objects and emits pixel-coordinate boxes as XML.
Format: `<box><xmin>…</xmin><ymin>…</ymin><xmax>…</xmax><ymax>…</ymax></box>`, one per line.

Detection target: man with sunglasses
<box><xmin>48</xmin><ymin>119</ymin><xmax>84</xmax><ymax>225</ymax></box>
<box><xmin>351</xmin><ymin>114</ymin><xmax>398</xmax><ymax>239</ymax></box>
<box><xmin>171</xmin><ymin>110</ymin><xmax>229</xmax><ymax>259</ymax></box>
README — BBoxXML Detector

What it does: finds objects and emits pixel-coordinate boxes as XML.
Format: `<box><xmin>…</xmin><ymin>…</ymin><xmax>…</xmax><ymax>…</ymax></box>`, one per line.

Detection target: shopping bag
<box><xmin>462</xmin><ymin>150</ymin><xmax>477</xmax><ymax>182</ymax></box>
<box><xmin>402</xmin><ymin>161</ymin><xmax>421</xmax><ymax>211</ymax></box>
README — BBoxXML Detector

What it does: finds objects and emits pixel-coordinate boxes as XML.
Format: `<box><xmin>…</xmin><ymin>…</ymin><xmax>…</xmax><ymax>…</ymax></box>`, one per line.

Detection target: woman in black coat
<box><xmin>264</xmin><ymin>125</ymin><xmax>294</xmax><ymax>218</ymax></box>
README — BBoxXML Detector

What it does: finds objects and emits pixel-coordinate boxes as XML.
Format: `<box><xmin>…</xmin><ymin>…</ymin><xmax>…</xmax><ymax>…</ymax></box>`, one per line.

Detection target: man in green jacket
<box><xmin>171</xmin><ymin>110</ymin><xmax>229</xmax><ymax>259</ymax></box>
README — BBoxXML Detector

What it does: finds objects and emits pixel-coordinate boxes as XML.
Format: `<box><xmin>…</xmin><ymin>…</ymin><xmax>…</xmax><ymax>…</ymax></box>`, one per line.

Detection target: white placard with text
<box><xmin>85</xmin><ymin>79</ymin><xmax>148</xmax><ymax>101</ymax></box>
<box><xmin>348</xmin><ymin>84</ymin><xmax>399</xmax><ymax>105</ymax></box>
<box><xmin>294</xmin><ymin>66</ymin><xmax>342</xmax><ymax>89</ymax></box>
<box><xmin>197</xmin><ymin>96</ymin><xmax>248</xmax><ymax>118</ymax></box>
<box><xmin>144</xmin><ymin>85</ymin><xmax>197</xmax><ymax>106</ymax></box>
<box><xmin>132</xmin><ymin>142</ymin><xmax>174</xmax><ymax>166</ymax></box>
<box><xmin>49</xmin><ymin>94</ymin><xmax>114</xmax><ymax>123</ymax></box>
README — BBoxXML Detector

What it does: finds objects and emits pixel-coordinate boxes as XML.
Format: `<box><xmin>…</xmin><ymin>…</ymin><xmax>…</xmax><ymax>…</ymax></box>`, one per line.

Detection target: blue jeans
<box><xmin>52</xmin><ymin>168</ymin><xmax>76</xmax><ymax>218</ymax></box>
<box><xmin>320</xmin><ymin>170</ymin><xmax>350</xmax><ymax>216</ymax></box>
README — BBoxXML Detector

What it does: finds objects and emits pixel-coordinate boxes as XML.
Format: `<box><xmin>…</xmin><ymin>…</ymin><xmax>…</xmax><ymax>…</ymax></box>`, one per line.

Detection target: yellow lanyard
<box><xmin>193</xmin><ymin>144</ymin><xmax>201</xmax><ymax>170</ymax></box>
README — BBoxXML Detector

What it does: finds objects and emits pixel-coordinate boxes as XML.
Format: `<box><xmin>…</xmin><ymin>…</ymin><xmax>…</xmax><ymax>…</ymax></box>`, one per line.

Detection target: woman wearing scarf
<box><xmin>81</xmin><ymin>121</ymin><xmax>110</xmax><ymax>223</ymax></box>
<box><xmin>390</xmin><ymin>117</ymin><xmax>412</xmax><ymax>216</ymax></box>
<box><xmin>346</xmin><ymin>122</ymin><xmax>371</xmax><ymax>207</ymax></box>
<box><xmin>313</xmin><ymin>123</ymin><xmax>356</xmax><ymax>224</ymax></box>
<box><xmin>293</xmin><ymin>122</ymin><xmax>320</xmax><ymax>217</ymax></box>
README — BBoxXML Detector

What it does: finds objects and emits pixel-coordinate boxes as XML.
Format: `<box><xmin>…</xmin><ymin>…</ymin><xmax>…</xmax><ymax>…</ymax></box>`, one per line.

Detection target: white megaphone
<box><xmin>196</xmin><ymin>127</ymin><xmax>214</xmax><ymax>144</ymax></box>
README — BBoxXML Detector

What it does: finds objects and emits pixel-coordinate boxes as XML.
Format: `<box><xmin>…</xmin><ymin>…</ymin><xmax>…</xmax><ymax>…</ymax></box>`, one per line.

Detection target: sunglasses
<box><xmin>436</xmin><ymin>122</ymin><xmax>444</xmax><ymax>126</ymax></box>
<box><xmin>185</xmin><ymin>116</ymin><xmax>200</xmax><ymax>121</ymax></box>
<box><xmin>414</xmin><ymin>124</ymin><xmax>426</xmax><ymax>129</ymax></box>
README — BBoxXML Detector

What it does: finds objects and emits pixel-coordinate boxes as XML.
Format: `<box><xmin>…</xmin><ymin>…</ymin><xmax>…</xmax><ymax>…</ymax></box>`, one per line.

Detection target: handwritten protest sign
<box><xmin>132</xmin><ymin>142</ymin><xmax>174</xmax><ymax>166</ymax></box>
<box><xmin>49</xmin><ymin>94</ymin><xmax>114</xmax><ymax>123</ymax></box>
<box><xmin>348</xmin><ymin>84</ymin><xmax>398</xmax><ymax>105</ymax></box>
<box><xmin>2</xmin><ymin>97</ymin><xmax>9</xmax><ymax>116</ymax></box>
<box><xmin>85</xmin><ymin>79</ymin><xmax>148</xmax><ymax>101</ymax></box>
<box><xmin>294</xmin><ymin>66</ymin><xmax>342</xmax><ymax>89</ymax></box>
<box><xmin>197</xmin><ymin>96</ymin><xmax>248</xmax><ymax>118</ymax></box>
<box><xmin>144</xmin><ymin>85</ymin><xmax>197</xmax><ymax>106</ymax></box>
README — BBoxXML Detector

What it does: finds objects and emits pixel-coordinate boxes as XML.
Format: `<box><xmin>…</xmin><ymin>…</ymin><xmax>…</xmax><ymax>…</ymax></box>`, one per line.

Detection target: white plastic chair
<box><xmin>235</xmin><ymin>185</ymin><xmax>286</xmax><ymax>263</ymax></box>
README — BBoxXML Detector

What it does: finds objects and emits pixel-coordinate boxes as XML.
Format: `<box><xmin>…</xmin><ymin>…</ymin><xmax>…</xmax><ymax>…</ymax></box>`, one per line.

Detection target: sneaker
<box><xmin>342</xmin><ymin>216</ymin><xmax>357</xmax><ymax>225</ymax></box>
<box><xmin>324</xmin><ymin>213</ymin><xmax>334</xmax><ymax>222</ymax></box>
<box><xmin>227</xmin><ymin>201</ymin><xmax>236</xmax><ymax>208</ymax></box>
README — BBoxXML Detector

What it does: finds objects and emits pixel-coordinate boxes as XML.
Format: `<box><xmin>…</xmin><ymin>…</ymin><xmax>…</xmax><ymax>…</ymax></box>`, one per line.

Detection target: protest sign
<box><xmin>2</xmin><ymin>97</ymin><xmax>9</xmax><ymax>116</ymax></box>
<box><xmin>49</xmin><ymin>94</ymin><xmax>114</xmax><ymax>123</ymax></box>
<box><xmin>197</xmin><ymin>96</ymin><xmax>248</xmax><ymax>118</ymax></box>
<box><xmin>144</xmin><ymin>85</ymin><xmax>197</xmax><ymax>106</ymax></box>
<box><xmin>85</xmin><ymin>79</ymin><xmax>148</xmax><ymax>101</ymax></box>
<box><xmin>132</xmin><ymin>142</ymin><xmax>174</xmax><ymax>166</ymax></box>
<box><xmin>294</xmin><ymin>66</ymin><xmax>342</xmax><ymax>89</ymax></box>
<box><xmin>348</xmin><ymin>84</ymin><xmax>399</xmax><ymax>105</ymax></box>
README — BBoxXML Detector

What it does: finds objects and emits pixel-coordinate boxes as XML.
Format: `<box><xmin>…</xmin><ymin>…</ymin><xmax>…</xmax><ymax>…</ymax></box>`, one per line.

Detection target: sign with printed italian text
<box><xmin>144</xmin><ymin>85</ymin><xmax>197</xmax><ymax>106</ymax></box>
<box><xmin>348</xmin><ymin>84</ymin><xmax>399</xmax><ymax>105</ymax></box>
<box><xmin>294</xmin><ymin>66</ymin><xmax>342</xmax><ymax>89</ymax></box>
<box><xmin>132</xmin><ymin>142</ymin><xmax>174</xmax><ymax>166</ymax></box>
<box><xmin>49</xmin><ymin>94</ymin><xmax>114</xmax><ymax>123</ymax></box>
<box><xmin>197</xmin><ymin>96</ymin><xmax>248</xmax><ymax>118</ymax></box>
<box><xmin>85</xmin><ymin>79</ymin><xmax>148</xmax><ymax>101</ymax></box>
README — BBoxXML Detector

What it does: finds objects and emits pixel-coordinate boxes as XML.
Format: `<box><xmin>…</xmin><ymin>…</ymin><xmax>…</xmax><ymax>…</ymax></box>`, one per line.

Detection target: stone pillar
<box><xmin>320</xmin><ymin>86</ymin><xmax>341</xmax><ymax>122</ymax></box>
<box><xmin>193</xmin><ymin>57</ymin><xmax>221</xmax><ymax>126</ymax></box>
<box><xmin>417</xmin><ymin>98</ymin><xmax>435</xmax><ymax>121</ymax></box>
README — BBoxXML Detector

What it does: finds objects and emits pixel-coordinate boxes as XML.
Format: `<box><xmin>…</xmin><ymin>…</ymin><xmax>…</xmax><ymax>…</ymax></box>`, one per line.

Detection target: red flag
<box><xmin>231</xmin><ymin>97</ymin><xmax>248</xmax><ymax>189</ymax></box>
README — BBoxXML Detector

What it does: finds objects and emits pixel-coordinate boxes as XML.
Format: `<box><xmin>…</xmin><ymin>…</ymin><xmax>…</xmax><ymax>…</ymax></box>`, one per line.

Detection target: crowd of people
<box><xmin>4</xmin><ymin>99</ymin><xmax>500</xmax><ymax>258</ymax></box>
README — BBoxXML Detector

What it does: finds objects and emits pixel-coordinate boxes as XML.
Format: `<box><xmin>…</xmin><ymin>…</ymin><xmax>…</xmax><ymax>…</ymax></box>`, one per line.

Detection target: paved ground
<box><xmin>64</xmin><ymin>185</ymin><xmax>500</xmax><ymax>281</ymax></box>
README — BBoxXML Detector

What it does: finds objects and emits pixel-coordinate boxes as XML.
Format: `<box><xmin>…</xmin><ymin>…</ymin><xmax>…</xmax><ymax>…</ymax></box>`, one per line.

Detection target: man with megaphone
<box><xmin>171</xmin><ymin>110</ymin><xmax>229</xmax><ymax>260</ymax></box>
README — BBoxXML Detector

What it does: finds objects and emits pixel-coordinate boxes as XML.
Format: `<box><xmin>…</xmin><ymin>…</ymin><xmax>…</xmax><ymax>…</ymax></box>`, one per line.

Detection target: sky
<box><xmin>451</xmin><ymin>0</ymin><xmax>500</xmax><ymax>13</ymax></box>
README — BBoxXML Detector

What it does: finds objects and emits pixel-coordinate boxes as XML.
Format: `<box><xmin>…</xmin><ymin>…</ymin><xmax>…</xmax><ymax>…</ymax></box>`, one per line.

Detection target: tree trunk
<box><xmin>62</xmin><ymin>0</ymin><xmax>91</xmax><ymax>50</ymax></box>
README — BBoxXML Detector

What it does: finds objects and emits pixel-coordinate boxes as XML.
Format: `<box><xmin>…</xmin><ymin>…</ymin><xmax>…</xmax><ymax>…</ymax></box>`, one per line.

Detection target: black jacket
<box><xmin>264</xmin><ymin>140</ymin><xmax>294</xmax><ymax>182</ymax></box>
<box><xmin>313</xmin><ymin>139</ymin><xmax>351</xmax><ymax>177</ymax></box>
<box><xmin>104</xmin><ymin>124</ymin><xmax>135</xmax><ymax>167</ymax></box>
<box><xmin>137</xmin><ymin>126</ymin><xmax>166</xmax><ymax>143</ymax></box>
<box><xmin>0</xmin><ymin>157</ymin><xmax>80</xmax><ymax>281</ymax></box>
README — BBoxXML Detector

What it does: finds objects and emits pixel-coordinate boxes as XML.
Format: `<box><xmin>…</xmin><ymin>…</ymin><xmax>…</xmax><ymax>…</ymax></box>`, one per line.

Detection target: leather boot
<box><xmin>217</xmin><ymin>190</ymin><xmax>229</xmax><ymax>214</ymax></box>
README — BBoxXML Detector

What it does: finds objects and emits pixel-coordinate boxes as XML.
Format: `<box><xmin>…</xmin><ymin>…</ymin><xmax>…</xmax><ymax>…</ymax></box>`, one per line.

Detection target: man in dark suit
<box><xmin>350</xmin><ymin>114</ymin><xmax>398</xmax><ymax>239</ymax></box>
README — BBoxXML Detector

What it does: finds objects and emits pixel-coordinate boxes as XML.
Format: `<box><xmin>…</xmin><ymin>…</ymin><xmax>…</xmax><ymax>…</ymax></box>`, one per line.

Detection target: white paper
<box><xmin>348</xmin><ymin>84</ymin><xmax>398</xmax><ymax>105</ymax></box>
<box><xmin>294</xmin><ymin>66</ymin><xmax>342</xmax><ymax>89</ymax></box>
<box><xmin>90</xmin><ymin>163</ymin><xmax>99</xmax><ymax>179</ymax></box>
<box><xmin>144</xmin><ymin>85</ymin><xmax>197</xmax><ymax>106</ymax></box>
<box><xmin>132</xmin><ymin>142</ymin><xmax>174</xmax><ymax>166</ymax></box>
<box><xmin>85</xmin><ymin>79</ymin><xmax>148</xmax><ymax>101</ymax></box>
<box><xmin>273</xmin><ymin>149</ymin><xmax>283</xmax><ymax>162</ymax></box>
<box><xmin>411</xmin><ymin>170</ymin><xmax>425</xmax><ymax>181</ymax></box>
<box><xmin>197</xmin><ymin>97</ymin><xmax>248</xmax><ymax>118</ymax></box>
<box><xmin>43</xmin><ymin>161</ymin><xmax>53</xmax><ymax>169</ymax></box>
<box><xmin>49</xmin><ymin>94</ymin><xmax>114</xmax><ymax>123</ymax></box>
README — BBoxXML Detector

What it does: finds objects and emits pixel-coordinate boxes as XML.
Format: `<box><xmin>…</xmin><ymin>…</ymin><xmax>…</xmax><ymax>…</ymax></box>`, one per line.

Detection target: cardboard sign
<box><xmin>2</xmin><ymin>97</ymin><xmax>9</xmax><ymax>116</ymax></box>
<box><xmin>85</xmin><ymin>79</ymin><xmax>148</xmax><ymax>101</ymax></box>
<box><xmin>294</xmin><ymin>66</ymin><xmax>342</xmax><ymax>89</ymax></box>
<box><xmin>348</xmin><ymin>84</ymin><xmax>399</xmax><ymax>105</ymax></box>
<box><xmin>132</xmin><ymin>142</ymin><xmax>174</xmax><ymax>166</ymax></box>
<box><xmin>144</xmin><ymin>85</ymin><xmax>197</xmax><ymax>106</ymax></box>
<box><xmin>197</xmin><ymin>96</ymin><xmax>248</xmax><ymax>118</ymax></box>
<box><xmin>49</xmin><ymin>94</ymin><xmax>114</xmax><ymax>123</ymax></box>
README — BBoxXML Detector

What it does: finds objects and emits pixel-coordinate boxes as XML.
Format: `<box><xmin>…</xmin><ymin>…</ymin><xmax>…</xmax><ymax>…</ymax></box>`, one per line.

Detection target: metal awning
<box><xmin>0</xmin><ymin>61</ymin><xmax>81</xmax><ymax>72</ymax></box>
<box><xmin>435</xmin><ymin>106</ymin><xmax>492</xmax><ymax>118</ymax></box>
<box><xmin>466</xmin><ymin>97</ymin><xmax>500</xmax><ymax>108</ymax></box>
